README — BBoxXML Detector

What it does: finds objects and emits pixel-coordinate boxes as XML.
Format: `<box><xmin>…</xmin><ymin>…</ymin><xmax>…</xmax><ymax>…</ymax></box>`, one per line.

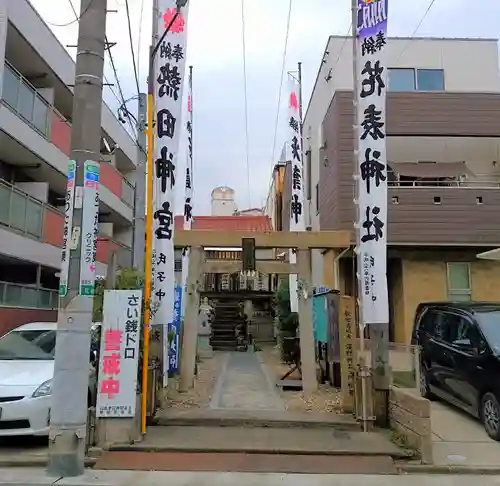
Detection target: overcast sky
<box><xmin>30</xmin><ymin>0</ymin><xmax>500</xmax><ymax>214</ymax></box>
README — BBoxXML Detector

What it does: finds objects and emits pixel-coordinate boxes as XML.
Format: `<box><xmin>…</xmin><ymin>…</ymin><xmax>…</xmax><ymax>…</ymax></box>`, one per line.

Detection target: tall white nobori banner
<box><xmin>355</xmin><ymin>0</ymin><xmax>389</xmax><ymax>325</ymax></box>
<box><xmin>152</xmin><ymin>1</ymin><xmax>190</xmax><ymax>385</ymax></box>
<box><xmin>287</xmin><ymin>74</ymin><xmax>305</xmax><ymax>313</ymax></box>
<box><xmin>181</xmin><ymin>66</ymin><xmax>193</xmax><ymax>320</ymax></box>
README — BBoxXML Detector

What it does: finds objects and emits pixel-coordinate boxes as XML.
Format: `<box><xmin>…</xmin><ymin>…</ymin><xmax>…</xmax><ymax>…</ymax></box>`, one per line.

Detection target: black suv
<box><xmin>412</xmin><ymin>302</ymin><xmax>500</xmax><ymax>440</ymax></box>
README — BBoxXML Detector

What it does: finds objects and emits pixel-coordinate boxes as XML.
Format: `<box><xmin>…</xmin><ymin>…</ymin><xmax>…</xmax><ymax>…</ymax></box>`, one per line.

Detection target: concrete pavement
<box><xmin>431</xmin><ymin>401</ymin><xmax>500</xmax><ymax>467</ymax></box>
<box><xmin>3</xmin><ymin>469</ymin><xmax>500</xmax><ymax>486</ymax></box>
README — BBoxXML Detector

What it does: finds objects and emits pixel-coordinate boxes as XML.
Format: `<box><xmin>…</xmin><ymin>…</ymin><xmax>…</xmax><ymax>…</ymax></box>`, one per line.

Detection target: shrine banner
<box><xmin>181</xmin><ymin>66</ymin><xmax>193</xmax><ymax>320</ymax></box>
<box><xmin>287</xmin><ymin>74</ymin><xmax>305</xmax><ymax>313</ymax></box>
<box><xmin>152</xmin><ymin>0</ymin><xmax>190</xmax><ymax>383</ymax></box>
<box><xmin>355</xmin><ymin>0</ymin><xmax>389</xmax><ymax>324</ymax></box>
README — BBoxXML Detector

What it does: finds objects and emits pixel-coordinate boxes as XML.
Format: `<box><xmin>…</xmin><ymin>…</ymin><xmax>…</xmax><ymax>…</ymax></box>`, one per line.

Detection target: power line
<box><xmin>136</xmin><ymin>0</ymin><xmax>146</xmax><ymax>83</ymax></box>
<box><xmin>241</xmin><ymin>0</ymin><xmax>251</xmax><ymax>208</ymax></box>
<box><xmin>270</xmin><ymin>0</ymin><xmax>292</xmax><ymax>165</ymax></box>
<box><xmin>124</xmin><ymin>0</ymin><xmax>141</xmax><ymax>98</ymax></box>
<box><xmin>46</xmin><ymin>0</ymin><xmax>96</xmax><ymax>27</ymax></box>
<box><xmin>395</xmin><ymin>0</ymin><xmax>438</xmax><ymax>63</ymax></box>
<box><xmin>105</xmin><ymin>34</ymin><xmax>137</xmax><ymax>137</ymax></box>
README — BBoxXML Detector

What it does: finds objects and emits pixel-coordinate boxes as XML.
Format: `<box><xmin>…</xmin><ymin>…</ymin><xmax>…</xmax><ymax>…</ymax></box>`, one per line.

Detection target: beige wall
<box><xmin>393</xmin><ymin>257</ymin><xmax>500</xmax><ymax>343</ymax></box>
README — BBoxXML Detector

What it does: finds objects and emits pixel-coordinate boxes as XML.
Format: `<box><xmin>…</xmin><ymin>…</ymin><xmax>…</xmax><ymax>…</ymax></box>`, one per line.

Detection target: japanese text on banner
<box><xmin>152</xmin><ymin>1</ymin><xmax>190</xmax><ymax>383</ymax></box>
<box><xmin>168</xmin><ymin>285</ymin><xmax>182</xmax><ymax>373</ymax></box>
<box><xmin>96</xmin><ymin>290</ymin><xmax>142</xmax><ymax>418</ymax></box>
<box><xmin>287</xmin><ymin>75</ymin><xmax>304</xmax><ymax>313</ymax></box>
<box><xmin>181</xmin><ymin>68</ymin><xmax>193</xmax><ymax>318</ymax></box>
<box><xmin>356</xmin><ymin>0</ymin><xmax>389</xmax><ymax>325</ymax></box>
<box><xmin>59</xmin><ymin>160</ymin><xmax>76</xmax><ymax>297</ymax></box>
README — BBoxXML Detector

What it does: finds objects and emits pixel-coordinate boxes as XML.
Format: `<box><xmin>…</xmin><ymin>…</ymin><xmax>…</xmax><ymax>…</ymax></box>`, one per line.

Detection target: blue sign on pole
<box><xmin>168</xmin><ymin>285</ymin><xmax>182</xmax><ymax>373</ymax></box>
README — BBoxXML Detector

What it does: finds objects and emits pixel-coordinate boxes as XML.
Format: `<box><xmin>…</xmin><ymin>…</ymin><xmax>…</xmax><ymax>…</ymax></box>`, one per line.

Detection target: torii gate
<box><xmin>173</xmin><ymin>229</ymin><xmax>352</xmax><ymax>394</ymax></box>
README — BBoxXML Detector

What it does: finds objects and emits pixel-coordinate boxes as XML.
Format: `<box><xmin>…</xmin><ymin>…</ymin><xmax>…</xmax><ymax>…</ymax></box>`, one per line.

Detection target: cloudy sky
<box><xmin>29</xmin><ymin>0</ymin><xmax>499</xmax><ymax>214</ymax></box>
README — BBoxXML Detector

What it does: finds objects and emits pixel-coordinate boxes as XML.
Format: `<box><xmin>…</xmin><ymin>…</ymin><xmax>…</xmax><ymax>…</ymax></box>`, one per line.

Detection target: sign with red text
<box><xmin>96</xmin><ymin>290</ymin><xmax>142</xmax><ymax>418</ymax></box>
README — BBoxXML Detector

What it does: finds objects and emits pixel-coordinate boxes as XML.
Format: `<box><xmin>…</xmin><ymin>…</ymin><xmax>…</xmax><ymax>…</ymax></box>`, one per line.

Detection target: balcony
<box><xmin>0</xmin><ymin>179</ymin><xmax>132</xmax><ymax>262</ymax></box>
<box><xmin>1</xmin><ymin>62</ymin><xmax>135</xmax><ymax>207</ymax></box>
<box><xmin>0</xmin><ymin>179</ymin><xmax>45</xmax><ymax>239</ymax></box>
<box><xmin>0</xmin><ymin>281</ymin><xmax>58</xmax><ymax>309</ymax></box>
<box><xmin>96</xmin><ymin>237</ymin><xmax>132</xmax><ymax>267</ymax></box>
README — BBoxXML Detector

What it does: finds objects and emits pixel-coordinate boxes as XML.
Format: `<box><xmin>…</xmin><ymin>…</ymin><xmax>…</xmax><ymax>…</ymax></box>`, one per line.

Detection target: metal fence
<box><xmin>355</xmin><ymin>338</ymin><xmax>420</xmax><ymax>390</ymax></box>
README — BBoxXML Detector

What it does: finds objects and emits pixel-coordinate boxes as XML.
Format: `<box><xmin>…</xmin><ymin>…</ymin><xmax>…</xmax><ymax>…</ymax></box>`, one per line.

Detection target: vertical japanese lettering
<box><xmin>355</xmin><ymin>0</ymin><xmax>389</xmax><ymax>324</ymax></box>
<box><xmin>152</xmin><ymin>1</ymin><xmax>190</xmax><ymax>373</ymax></box>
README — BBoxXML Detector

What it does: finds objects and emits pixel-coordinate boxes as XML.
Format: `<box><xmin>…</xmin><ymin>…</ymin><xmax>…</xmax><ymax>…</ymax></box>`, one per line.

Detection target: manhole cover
<box><xmin>446</xmin><ymin>454</ymin><xmax>467</xmax><ymax>462</ymax></box>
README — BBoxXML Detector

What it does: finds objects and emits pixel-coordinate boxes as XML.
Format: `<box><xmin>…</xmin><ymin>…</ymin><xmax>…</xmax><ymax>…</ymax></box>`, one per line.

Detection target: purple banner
<box><xmin>357</xmin><ymin>0</ymin><xmax>388</xmax><ymax>38</ymax></box>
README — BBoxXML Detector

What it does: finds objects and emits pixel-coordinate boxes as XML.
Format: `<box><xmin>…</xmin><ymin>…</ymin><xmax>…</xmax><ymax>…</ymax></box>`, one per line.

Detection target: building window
<box><xmin>388</xmin><ymin>68</ymin><xmax>445</xmax><ymax>92</ymax></box>
<box><xmin>446</xmin><ymin>263</ymin><xmax>471</xmax><ymax>301</ymax></box>
<box><xmin>417</xmin><ymin>69</ymin><xmax>445</xmax><ymax>91</ymax></box>
<box><xmin>388</xmin><ymin>68</ymin><xmax>415</xmax><ymax>91</ymax></box>
<box><xmin>315</xmin><ymin>183</ymin><xmax>319</xmax><ymax>214</ymax></box>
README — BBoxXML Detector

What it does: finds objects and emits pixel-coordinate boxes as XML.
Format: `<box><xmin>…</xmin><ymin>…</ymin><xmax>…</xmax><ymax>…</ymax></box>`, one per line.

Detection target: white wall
<box><xmin>304</xmin><ymin>36</ymin><xmax>500</xmax><ymax>288</ymax></box>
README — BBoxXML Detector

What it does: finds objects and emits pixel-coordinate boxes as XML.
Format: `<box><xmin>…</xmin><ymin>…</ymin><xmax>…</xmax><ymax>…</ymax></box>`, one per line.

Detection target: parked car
<box><xmin>0</xmin><ymin>322</ymin><xmax>97</xmax><ymax>437</ymax></box>
<box><xmin>412</xmin><ymin>302</ymin><xmax>500</xmax><ymax>440</ymax></box>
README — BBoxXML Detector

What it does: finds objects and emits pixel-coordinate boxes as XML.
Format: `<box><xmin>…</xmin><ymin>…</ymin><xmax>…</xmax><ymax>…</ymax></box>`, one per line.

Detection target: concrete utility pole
<box><xmin>48</xmin><ymin>0</ymin><xmax>108</xmax><ymax>477</ymax></box>
<box><xmin>133</xmin><ymin>93</ymin><xmax>147</xmax><ymax>272</ymax></box>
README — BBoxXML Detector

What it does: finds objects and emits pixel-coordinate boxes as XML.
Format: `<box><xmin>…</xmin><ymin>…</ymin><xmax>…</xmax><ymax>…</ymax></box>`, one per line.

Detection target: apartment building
<box><xmin>0</xmin><ymin>0</ymin><xmax>137</xmax><ymax>331</ymax></box>
<box><xmin>292</xmin><ymin>36</ymin><xmax>500</xmax><ymax>342</ymax></box>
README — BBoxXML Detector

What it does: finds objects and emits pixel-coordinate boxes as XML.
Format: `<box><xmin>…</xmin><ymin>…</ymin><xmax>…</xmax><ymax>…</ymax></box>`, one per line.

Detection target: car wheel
<box><xmin>481</xmin><ymin>393</ymin><xmax>500</xmax><ymax>441</ymax></box>
<box><xmin>419</xmin><ymin>365</ymin><xmax>434</xmax><ymax>399</ymax></box>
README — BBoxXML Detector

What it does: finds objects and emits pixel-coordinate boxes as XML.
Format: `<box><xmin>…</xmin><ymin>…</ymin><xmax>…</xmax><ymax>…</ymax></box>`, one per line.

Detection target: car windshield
<box><xmin>476</xmin><ymin>309</ymin><xmax>500</xmax><ymax>356</ymax></box>
<box><xmin>0</xmin><ymin>329</ymin><xmax>56</xmax><ymax>360</ymax></box>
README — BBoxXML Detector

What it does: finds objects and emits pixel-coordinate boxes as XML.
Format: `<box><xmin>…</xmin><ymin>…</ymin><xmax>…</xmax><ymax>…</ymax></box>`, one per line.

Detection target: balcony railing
<box><xmin>0</xmin><ymin>281</ymin><xmax>58</xmax><ymax>309</ymax></box>
<box><xmin>2</xmin><ymin>61</ymin><xmax>135</xmax><ymax>207</ymax></box>
<box><xmin>0</xmin><ymin>179</ymin><xmax>45</xmax><ymax>238</ymax></box>
<box><xmin>2</xmin><ymin>61</ymin><xmax>51</xmax><ymax>137</ymax></box>
<box><xmin>388</xmin><ymin>177</ymin><xmax>500</xmax><ymax>188</ymax></box>
<box><xmin>96</xmin><ymin>237</ymin><xmax>132</xmax><ymax>267</ymax></box>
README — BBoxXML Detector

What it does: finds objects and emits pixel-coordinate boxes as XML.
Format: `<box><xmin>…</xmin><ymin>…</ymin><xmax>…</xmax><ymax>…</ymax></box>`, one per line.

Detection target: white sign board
<box><xmin>96</xmin><ymin>289</ymin><xmax>142</xmax><ymax>418</ymax></box>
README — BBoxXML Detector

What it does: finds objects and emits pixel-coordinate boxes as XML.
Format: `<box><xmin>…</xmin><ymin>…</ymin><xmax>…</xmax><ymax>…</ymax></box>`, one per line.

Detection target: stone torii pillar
<box><xmin>297</xmin><ymin>249</ymin><xmax>318</xmax><ymax>393</ymax></box>
<box><xmin>179</xmin><ymin>246</ymin><xmax>203</xmax><ymax>392</ymax></box>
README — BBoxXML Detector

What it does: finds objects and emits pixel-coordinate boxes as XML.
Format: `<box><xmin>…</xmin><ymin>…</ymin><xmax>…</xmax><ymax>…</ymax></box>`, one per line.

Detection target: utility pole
<box><xmin>133</xmin><ymin>93</ymin><xmax>147</xmax><ymax>272</ymax></box>
<box><xmin>48</xmin><ymin>0</ymin><xmax>107</xmax><ymax>477</ymax></box>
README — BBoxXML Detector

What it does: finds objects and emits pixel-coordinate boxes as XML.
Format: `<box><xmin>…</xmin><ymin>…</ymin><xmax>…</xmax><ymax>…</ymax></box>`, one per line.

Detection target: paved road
<box><xmin>2</xmin><ymin>469</ymin><xmax>500</xmax><ymax>486</ymax></box>
<box><xmin>210</xmin><ymin>352</ymin><xmax>284</xmax><ymax>410</ymax></box>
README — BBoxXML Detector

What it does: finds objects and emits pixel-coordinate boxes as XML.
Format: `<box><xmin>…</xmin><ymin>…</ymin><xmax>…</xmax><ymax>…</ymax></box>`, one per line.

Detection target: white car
<box><xmin>0</xmin><ymin>322</ymin><xmax>97</xmax><ymax>437</ymax></box>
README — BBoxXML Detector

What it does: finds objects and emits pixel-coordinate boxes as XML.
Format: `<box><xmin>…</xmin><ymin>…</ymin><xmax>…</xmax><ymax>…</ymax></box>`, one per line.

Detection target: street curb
<box><xmin>397</xmin><ymin>464</ymin><xmax>500</xmax><ymax>475</ymax></box>
<box><xmin>0</xmin><ymin>457</ymin><xmax>96</xmax><ymax>468</ymax></box>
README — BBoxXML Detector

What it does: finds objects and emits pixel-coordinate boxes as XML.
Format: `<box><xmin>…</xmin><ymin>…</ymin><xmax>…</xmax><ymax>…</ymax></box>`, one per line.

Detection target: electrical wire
<box><xmin>270</xmin><ymin>0</ymin><xmax>293</xmax><ymax>165</ymax></box>
<box><xmin>105</xmin><ymin>34</ymin><xmax>138</xmax><ymax>137</ymax></box>
<box><xmin>241</xmin><ymin>0</ymin><xmax>251</xmax><ymax>208</ymax></box>
<box><xmin>46</xmin><ymin>0</ymin><xmax>97</xmax><ymax>27</ymax></box>
<box><xmin>394</xmin><ymin>0</ymin><xmax>438</xmax><ymax>63</ymax></box>
<box><xmin>136</xmin><ymin>0</ymin><xmax>146</xmax><ymax>83</ymax></box>
<box><xmin>124</xmin><ymin>0</ymin><xmax>141</xmax><ymax>98</ymax></box>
